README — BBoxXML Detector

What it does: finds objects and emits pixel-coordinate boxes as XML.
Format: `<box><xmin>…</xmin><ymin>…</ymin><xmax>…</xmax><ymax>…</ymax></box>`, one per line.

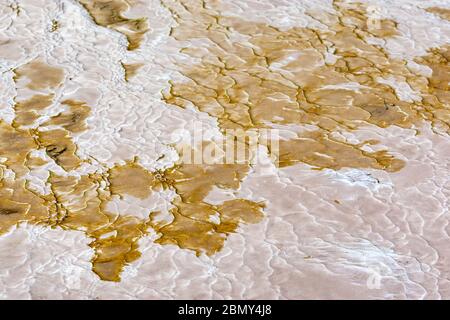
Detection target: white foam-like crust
<box><xmin>1</xmin><ymin>0</ymin><xmax>450</xmax><ymax>299</ymax></box>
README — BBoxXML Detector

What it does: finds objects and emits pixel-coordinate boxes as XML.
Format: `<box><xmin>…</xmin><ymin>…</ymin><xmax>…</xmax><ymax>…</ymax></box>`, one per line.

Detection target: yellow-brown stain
<box><xmin>13</xmin><ymin>60</ymin><xmax>64</xmax><ymax>91</ymax></box>
<box><xmin>37</xmin><ymin>129</ymin><xmax>83</xmax><ymax>171</ymax></box>
<box><xmin>414</xmin><ymin>45</ymin><xmax>450</xmax><ymax>126</ymax></box>
<box><xmin>89</xmin><ymin>215</ymin><xmax>148</xmax><ymax>282</ymax></box>
<box><xmin>50</xmin><ymin>19</ymin><xmax>59</xmax><ymax>32</ymax></box>
<box><xmin>0</xmin><ymin>121</ymin><xmax>37</xmax><ymax>177</ymax></box>
<box><xmin>277</xmin><ymin>131</ymin><xmax>404</xmax><ymax>171</ymax></box>
<box><xmin>25</xmin><ymin>155</ymin><xmax>48</xmax><ymax>168</ymax></box>
<box><xmin>7</xmin><ymin>2</ymin><xmax>21</xmax><ymax>15</ymax></box>
<box><xmin>426</xmin><ymin>7</ymin><xmax>450</xmax><ymax>21</ymax></box>
<box><xmin>162</xmin><ymin>0</ymin><xmax>449</xmax><ymax>170</ymax></box>
<box><xmin>12</xmin><ymin>59</ymin><xmax>64</xmax><ymax>131</ymax></box>
<box><xmin>152</xmin><ymin>158</ymin><xmax>264</xmax><ymax>256</ymax></box>
<box><xmin>122</xmin><ymin>62</ymin><xmax>144</xmax><ymax>81</ymax></box>
<box><xmin>78</xmin><ymin>0</ymin><xmax>149</xmax><ymax>50</ymax></box>
<box><xmin>109</xmin><ymin>159</ymin><xmax>156</xmax><ymax>199</ymax></box>
<box><xmin>13</xmin><ymin>94</ymin><xmax>54</xmax><ymax>128</ymax></box>
<box><xmin>155</xmin><ymin>198</ymin><xmax>264</xmax><ymax>255</ymax></box>
<box><xmin>48</xmin><ymin>170</ymin><xmax>149</xmax><ymax>282</ymax></box>
<box><xmin>42</xmin><ymin>100</ymin><xmax>91</xmax><ymax>133</ymax></box>
<box><xmin>335</xmin><ymin>0</ymin><xmax>399</xmax><ymax>38</ymax></box>
<box><xmin>0</xmin><ymin>178</ymin><xmax>53</xmax><ymax>233</ymax></box>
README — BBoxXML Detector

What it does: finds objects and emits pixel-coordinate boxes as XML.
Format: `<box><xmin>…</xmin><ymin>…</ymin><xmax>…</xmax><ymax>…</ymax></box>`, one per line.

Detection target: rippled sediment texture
<box><xmin>0</xmin><ymin>0</ymin><xmax>450</xmax><ymax>299</ymax></box>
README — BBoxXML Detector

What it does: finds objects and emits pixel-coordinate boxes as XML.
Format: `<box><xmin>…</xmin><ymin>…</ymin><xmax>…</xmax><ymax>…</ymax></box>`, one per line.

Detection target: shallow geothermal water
<box><xmin>0</xmin><ymin>0</ymin><xmax>449</xmax><ymax>299</ymax></box>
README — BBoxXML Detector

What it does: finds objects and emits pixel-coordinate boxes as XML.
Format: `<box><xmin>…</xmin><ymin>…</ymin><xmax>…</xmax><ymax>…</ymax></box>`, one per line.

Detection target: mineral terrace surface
<box><xmin>0</xmin><ymin>0</ymin><xmax>449</xmax><ymax>299</ymax></box>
